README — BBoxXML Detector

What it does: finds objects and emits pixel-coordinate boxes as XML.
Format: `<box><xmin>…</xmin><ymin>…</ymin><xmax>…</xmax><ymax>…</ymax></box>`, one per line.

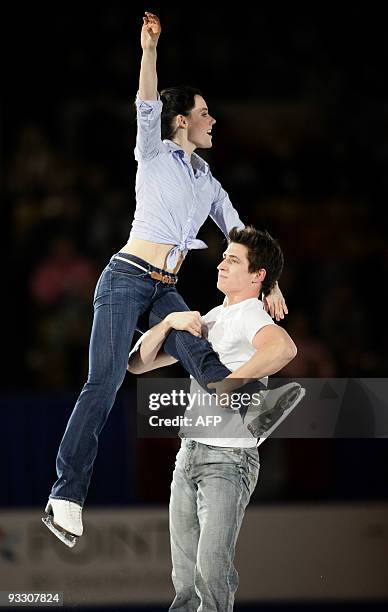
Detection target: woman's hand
<box><xmin>263</xmin><ymin>282</ymin><xmax>288</xmax><ymax>321</ymax></box>
<box><xmin>141</xmin><ymin>12</ymin><xmax>161</xmax><ymax>50</ymax></box>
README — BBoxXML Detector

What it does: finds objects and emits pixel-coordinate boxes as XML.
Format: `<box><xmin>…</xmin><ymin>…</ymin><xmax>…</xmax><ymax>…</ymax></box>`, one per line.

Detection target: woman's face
<box><xmin>186</xmin><ymin>95</ymin><xmax>216</xmax><ymax>149</ymax></box>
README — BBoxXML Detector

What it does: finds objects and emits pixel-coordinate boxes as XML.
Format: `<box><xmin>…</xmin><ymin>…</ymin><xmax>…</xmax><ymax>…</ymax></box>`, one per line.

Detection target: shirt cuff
<box><xmin>135</xmin><ymin>91</ymin><xmax>162</xmax><ymax>106</ymax></box>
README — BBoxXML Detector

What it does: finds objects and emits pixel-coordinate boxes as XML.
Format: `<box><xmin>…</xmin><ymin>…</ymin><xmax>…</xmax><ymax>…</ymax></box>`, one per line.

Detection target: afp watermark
<box><xmin>137</xmin><ymin>377</ymin><xmax>264</xmax><ymax>439</ymax></box>
<box><xmin>135</xmin><ymin>378</ymin><xmax>388</xmax><ymax>440</ymax></box>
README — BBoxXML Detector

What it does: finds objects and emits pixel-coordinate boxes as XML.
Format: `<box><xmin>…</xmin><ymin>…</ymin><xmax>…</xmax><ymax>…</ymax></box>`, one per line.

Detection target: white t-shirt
<box><xmin>130</xmin><ymin>297</ymin><xmax>276</xmax><ymax>448</ymax></box>
<box><xmin>186</xmin><ymin>297</ymin><xmax>275</xmax><ymax>448</ymax></box>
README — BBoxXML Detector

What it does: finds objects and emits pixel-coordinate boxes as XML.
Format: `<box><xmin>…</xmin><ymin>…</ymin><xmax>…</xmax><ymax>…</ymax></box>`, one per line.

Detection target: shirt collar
<box><xmin>222</xmin><ymin>297</ymin><xmax>263</xmax><ymax>310</ymax></box>
<box><xmin>163</xmin><ymin>140</ymin><xmax>209</xmax><ymax>176</ymax></box>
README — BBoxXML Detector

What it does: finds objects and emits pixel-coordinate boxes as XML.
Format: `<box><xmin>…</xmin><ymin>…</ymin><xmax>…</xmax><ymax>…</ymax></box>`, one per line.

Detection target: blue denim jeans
<box><xmin>169</xmin><ymin>439</ymin><xmax>260</xmax><ymax>611</ymax></box>
<box><xmin>50</xmin><ymin>255</ymin><xmax>231</xmax><ymax>505</ymax></box>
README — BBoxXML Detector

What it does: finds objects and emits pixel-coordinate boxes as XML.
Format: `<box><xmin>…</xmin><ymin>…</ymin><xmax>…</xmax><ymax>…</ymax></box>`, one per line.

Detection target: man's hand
<box><xmin>141</xmin><ymin>12</ymin><xmax>161</xmax><ymax>50</ymax></box>
<box><xmin>263</xmin><ymin>282</ymin><xmax>288</xmax><ymax>321</ymax></box>
<box><xmin>165</xmin><ymin>311</ymin><xmax>203</xmax><ymax>337</ymax></box>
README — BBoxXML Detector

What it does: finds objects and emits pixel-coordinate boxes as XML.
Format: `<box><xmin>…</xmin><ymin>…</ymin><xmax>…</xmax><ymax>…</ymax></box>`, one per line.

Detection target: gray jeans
<box><xmin>169</xmin><ymin>439</ymin><xmax>260</xmax><ymax>611</ymax></box>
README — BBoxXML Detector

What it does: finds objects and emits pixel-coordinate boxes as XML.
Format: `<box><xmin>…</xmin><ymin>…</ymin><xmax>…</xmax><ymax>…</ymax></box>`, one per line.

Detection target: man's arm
<box><xmin>210</xmin><ymin>325</ymin><xmax>297</xmax><ymax>394</ymax></box>
<box><xmin>230</xmin><ymin>325</ymin><xmax>297</xmax><ymax>380</ymax></box>
<box><xmin>139</xmin><ymin>12</ymin><xmax>160</xmax><ymax>100</ymax></box>
<box><xmin>127</xmin><ymin>311</ymin><xmax>203</xmax><ymax>375</ymax></box>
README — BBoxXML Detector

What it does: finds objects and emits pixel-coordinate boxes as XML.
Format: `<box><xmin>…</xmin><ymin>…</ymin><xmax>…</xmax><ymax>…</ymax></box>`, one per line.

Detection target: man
<box><xmin>127</xmin><ymin>226</ymin><xmax>304</xmax><ymax>611</ymax></box>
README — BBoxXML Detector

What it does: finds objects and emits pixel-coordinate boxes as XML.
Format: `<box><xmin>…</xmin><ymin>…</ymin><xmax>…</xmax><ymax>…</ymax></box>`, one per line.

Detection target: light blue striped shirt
<box><xmin>130</xmin><ymin>95</ymin><xmax>244</xmax><ymax>269</ymax></box>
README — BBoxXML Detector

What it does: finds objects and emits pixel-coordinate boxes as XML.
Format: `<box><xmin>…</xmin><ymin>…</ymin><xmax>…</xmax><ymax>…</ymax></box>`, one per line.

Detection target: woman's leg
<box><xmin>50</xmin><ymin>260</ymin><xmax>154</xmax><ymax>506</ymax></box>
<box><xmin>149</xmin><ymin>286</ymin><xmax>231</xmax><ymax>389</ymax></box>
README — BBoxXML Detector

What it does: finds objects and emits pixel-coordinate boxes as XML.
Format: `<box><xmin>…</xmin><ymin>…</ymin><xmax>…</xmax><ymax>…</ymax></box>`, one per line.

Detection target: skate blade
<box><xmin>253</xmin><ymin>387</ymin><xmax>306</xmax><ymax>445</ymax></box>
<box><xmin>258</xmin><ymin>384</ymin><xmax>303</xmax><ymax>424</ymax></box>
<box><xmin>41</xmin><ymin>515</ymin><xmax>78</xmax><ymax>548</ymax></box>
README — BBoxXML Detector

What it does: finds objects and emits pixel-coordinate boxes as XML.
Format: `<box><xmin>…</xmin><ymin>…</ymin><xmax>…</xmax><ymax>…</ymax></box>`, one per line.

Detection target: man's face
<box><xmin>217</xmin><ymin>242</ymin><xmax>265</xmax><ymax>297</ymax></box>
<box><xmin>186</xmin><ymin>95</ymin><xmax>216</xmax><ymax>149</ymax></box>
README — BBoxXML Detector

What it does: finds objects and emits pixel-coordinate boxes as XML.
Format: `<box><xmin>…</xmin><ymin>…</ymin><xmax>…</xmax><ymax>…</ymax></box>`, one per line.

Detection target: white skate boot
<box><xmin>247</xmin><ymin>382</ymin><xmax>306</xmax><ymax>444</ymax></box>
<box><xmin>42</xmin><ymin>498</ymin><xmax>83</xmax><ymax>548</ymax></box>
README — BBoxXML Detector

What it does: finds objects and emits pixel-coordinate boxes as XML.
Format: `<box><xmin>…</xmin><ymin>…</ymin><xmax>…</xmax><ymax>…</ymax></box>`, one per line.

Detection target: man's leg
<box><xmin>169</xmin><ymin>441</ymin><xmax>201</xmax><ymax>611</ymax></box>
<box><xmin>193</xmin><ymin>442</ymin><xmax>260</xmax><ymax>612</ymax></box>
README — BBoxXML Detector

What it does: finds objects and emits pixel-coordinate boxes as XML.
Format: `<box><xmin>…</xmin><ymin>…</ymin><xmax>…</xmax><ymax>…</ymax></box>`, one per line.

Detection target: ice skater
<box><xmin>127</xmin><ymin>226</ymin><xmax>305</xmax><ymax>610</ymax></box>
<box><xmin>43</xmin><ymin>13</ymin><xmax>291</xmax><ymax>547</ymax></box>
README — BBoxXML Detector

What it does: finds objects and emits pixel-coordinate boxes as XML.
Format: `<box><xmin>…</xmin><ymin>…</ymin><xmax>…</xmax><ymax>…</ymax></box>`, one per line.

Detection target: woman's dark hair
<box><xmin>228</xmin><ymin>226</ymin><xmax>284</xmax><ymax>296</ymax></box>
<box><xmin>160</xmin><ymin>86</ymin><xmax>203</xmax><ymax>140</ymax></box>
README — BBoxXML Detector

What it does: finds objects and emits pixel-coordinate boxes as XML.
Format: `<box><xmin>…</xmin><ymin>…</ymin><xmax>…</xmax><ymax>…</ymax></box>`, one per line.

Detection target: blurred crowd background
<box><xmin>2</xmin><ymin>4</ymin><xmax>388</xmax><ymax>507</ymax></box>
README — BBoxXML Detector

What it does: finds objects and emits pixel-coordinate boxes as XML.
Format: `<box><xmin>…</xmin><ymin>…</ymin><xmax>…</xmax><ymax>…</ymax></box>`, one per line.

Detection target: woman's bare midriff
<box><xmin>120</xmin><ymin>238</ymin><xmax>184</xmax><ymax>274</ymax></box>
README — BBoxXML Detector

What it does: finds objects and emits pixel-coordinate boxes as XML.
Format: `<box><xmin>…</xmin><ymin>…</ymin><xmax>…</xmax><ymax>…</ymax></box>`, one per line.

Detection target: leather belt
<box><xmin>149</xmin><ymin>270</ymin><xmax>177</xmax><ymax>285</ymax></box>
<box><xmin>114</xmin><ymin>255</ymin><xmax>178</xmax><ymax>285</ymax></box>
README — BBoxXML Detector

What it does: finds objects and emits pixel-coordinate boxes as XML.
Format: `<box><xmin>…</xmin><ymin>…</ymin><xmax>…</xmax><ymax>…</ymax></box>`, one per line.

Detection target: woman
<box><xmin>42</xmin><ymin>12</ymin><xmax>288</xmax><ymax>547</ymax></box>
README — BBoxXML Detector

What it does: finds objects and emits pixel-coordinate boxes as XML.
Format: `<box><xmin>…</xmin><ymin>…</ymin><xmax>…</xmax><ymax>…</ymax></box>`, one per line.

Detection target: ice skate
<box><xmin>247</xmin><ymin>382</ymin><xmax>306</xmax><ymax>444</ymax></box>
<box><xmin>41</xmin><ymin>498</ymin><xmax>83</xmax><ymax>548</ymax></box>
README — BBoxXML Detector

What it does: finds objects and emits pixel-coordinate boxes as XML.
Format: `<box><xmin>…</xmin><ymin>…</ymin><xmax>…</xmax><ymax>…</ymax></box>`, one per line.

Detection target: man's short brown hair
<box><xmin>228</xmin><ymin>226</ymin><xmax>284</xmax><ymax>296</ymax></box>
